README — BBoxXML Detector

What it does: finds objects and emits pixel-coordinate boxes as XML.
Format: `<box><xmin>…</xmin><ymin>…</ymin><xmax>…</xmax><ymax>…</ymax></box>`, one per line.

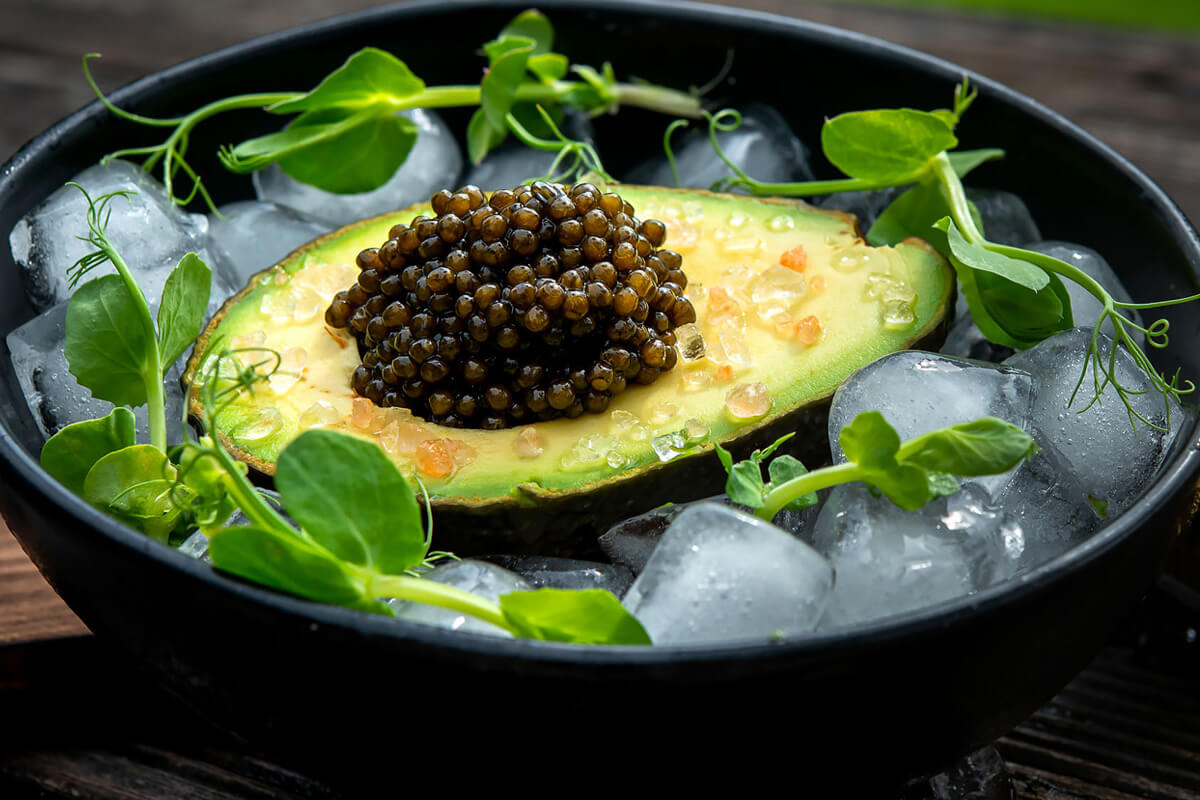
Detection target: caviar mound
<box><xmin>325</xmin><ymin>182</ymin><xmax>693</xmax><ymax>429</ymax></box>
<box><xmin>186</xmin><ymin>186</ymin><xmax>955</xmax><ymax>552</ymax></box>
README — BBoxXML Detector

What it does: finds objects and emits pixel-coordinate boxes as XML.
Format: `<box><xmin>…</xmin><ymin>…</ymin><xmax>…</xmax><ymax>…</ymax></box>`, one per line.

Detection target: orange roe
<box><xmin>795</xmin><ymin>315</ymin><xmax>823</xmax><ymax>345</ymax></box>
<box><xmin>708</xmin><ymin>286</ymin><xmax>740</xmax><ymax>316</ymax></box>
<box><xmin>715</xmin><ymin>364</ymin><xmax>734</xmax><ymax>381</ymax></box>
<box><xmin>416</xmin><ymin>439</ymin><xmax>456</xmax><ymax>478</ymax></box>
<box><xmin>779</xmin><ymin>245</ymin><xmax>807</xmax><ymax>272</ymax></box>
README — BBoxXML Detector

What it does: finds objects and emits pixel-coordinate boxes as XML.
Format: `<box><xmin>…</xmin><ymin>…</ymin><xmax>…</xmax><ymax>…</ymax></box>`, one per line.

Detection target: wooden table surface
<box><xmin>2</xmin><ymin>1</ymin><xmax>1200</xmax><ymax>797</ymax></box>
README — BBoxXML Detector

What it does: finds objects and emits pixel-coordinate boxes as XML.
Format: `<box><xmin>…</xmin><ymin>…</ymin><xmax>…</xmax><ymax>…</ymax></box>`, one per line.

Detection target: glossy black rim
<box><xmin>1</xmin><ymin>0</ymin><xmax>1198</xmax><ymax>667</ymax></box>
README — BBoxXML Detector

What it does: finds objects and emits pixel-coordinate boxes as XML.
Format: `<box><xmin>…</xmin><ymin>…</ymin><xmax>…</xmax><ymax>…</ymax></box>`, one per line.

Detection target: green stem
<box><xmin>99</xmin><ymin>243</ymin><xmax>166</xmax><ymax>451</ymax></box>
<box><xmin>931</xmin><ymin>152</ymin><xmax>983</xmax><ymax>243</ymax></box>
<box><xmin>756</xmin><ymin>462</ymin><xmax>863</xmax><ymax>521</ymax></box>
<box><xmin>370</xmin><ymin>574</ymin><xmax>515</xmax><ymax>635</ymax></box>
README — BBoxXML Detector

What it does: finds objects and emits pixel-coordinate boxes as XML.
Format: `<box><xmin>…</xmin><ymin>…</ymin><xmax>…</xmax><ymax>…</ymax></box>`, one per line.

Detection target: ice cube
<box><xmin>252</xmin><ymin>109</ymin><xmax>463</xmax><ymax>227</ymax></box>
<box><xmin>7</xmin><ymin>303</ymin><xmax>188</xmax><ymax>443</ymax></box>
<box><xmin>207</xmin><ymin>201</ymin><xmax>328</xmax><ymax>286</ymax></box>
<box><xmin>816</xmin><ymin>187</ymin><xmax>905</xmax><ymax>233</ymax></box>
<box><xmin>178</xmin><ymin>531</ymin><xmax>211</xmax><ymax>562</ymax></box>
<box><xmin>599</xmin><ymin>494</ymin><xmax>824</xmax><ymax>575</ymax></box>
<box><xmin>1004</xmin><ymin>327</ymin><xmax>1187</xmax><ymax>514</ymax></box>
<box><xmin>460</xmin><ymin>112</ymin><xmax>594</xmax><ymax>190</ymax></box>
<box><xmin>813</xmin><ymin>484</ymin><xmax>1017</xmax><ymax>629</ymax></box>
<box><xmin>7</xmin><ymin>160</ymin><xmax>225</xmax><ymax>313</ymax></box>
<box><xmin>384</xmin><ymin>559</ymin><xmax>531</xmax><ymax>637</ymax></box>
<box><xmin>1023</xmin><ymin>241</ymin><xmax>1143</xmax><ymax>346</ymax></box>
<box><xmin>482</xmin><ymin>555</ymin><xmax>633</xmax><ymax>597</ymax></box>
<box><xmin>623</xmin><ymin>104</ymin><xmax>814</xmax><ymax>191</ymax></box>
<box><xmin>828</xmin><ymin>350</ymin><xmax>1035</xmax><ymax>495</ymax></box>
<box><xmin>966</xmin><ymin>188</ymin><xmax>1041</xmax><ymax>247</ymax></box>
<box><xmin>621</xmin><ymin>502</ymin><xmax>833</xmax><ymax>645</ymax></box>
<box><xmin>993</xmin><ymin>441</ymin><xmax>1100</xmax><ymax>570</ymax></box>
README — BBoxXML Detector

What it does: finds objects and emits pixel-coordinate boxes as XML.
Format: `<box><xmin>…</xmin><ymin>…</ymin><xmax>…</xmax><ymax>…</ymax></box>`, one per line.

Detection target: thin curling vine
<box><xmin>83</xmin><ymin>9</ymin><xmax>703</xmax><ymax>213</ymax></box>
<box><xmin>668</xmin><ymin>79</ymin><xmax>1200</xmax><ymax>429</ymax></box>
<box><xmin>505</xmin><ymin>105</ymin><xmax>613</xmax><ymax>184</ymax></box>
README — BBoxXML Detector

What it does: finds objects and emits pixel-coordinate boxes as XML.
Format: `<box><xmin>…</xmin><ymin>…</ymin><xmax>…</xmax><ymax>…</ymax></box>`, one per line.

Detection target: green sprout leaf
<box><xmin>767</xmin><ymin>455</ymin><xmax>817</xmax><ymax>511</ymax></box>
<box><xmin>156</xmin><ymin>252</ymin><xmax>212</xmax><ymax>370</ymax></box>
<box><xmin>821</xmin><ymin>108</ymin><xmax>957</xmax><ymax>182</ymax></box>
<box><xmin>937</xmin><ymin>216</ymin><xmax>1050</xmax><ymax>292</ymax></box>
<box><xmin>496</xmin><ymin>8</ymin><xmax>555</xmax><ymax>54</ymax></box>
<box><xmin>266</xmin><ymin>48</ymin><xmax>424</xmax><ymax>115</ymax></box>
<box><xmin>40</xmin><ymin>407</ymin><xmax>136</xmax><ymax>494</ymax></box>
<box><xmin>896</xmin><ymin>417</ymin><xmax>1038</xmax><ymax>476</ymax></box>
<box><xmin>274</xmin><ymin>429</ymin><xmax>427</xmax><ymax>574</ymax></box>
<box><xmin>209</xmin><ymin>525</ymin><xmax>379</xmax><ymax>609</ymax></box>
<box><xmin>65</xmin><ymin>273</ymin><xmax>154</xmax><ymax>407</ymax></box>
<box><xmin>500</xmin><ymin>589</ymin><xmax>652</xmax><ymax>645</ymax></box>
<box><xmin>83</xmin><ymin>444</ymin><xmax>181</xmax><ymax>542</ymax></box>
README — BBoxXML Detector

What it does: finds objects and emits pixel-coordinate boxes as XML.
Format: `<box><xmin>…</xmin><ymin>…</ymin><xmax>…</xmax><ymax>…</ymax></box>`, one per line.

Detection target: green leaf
<box><xmin>821</xmin><ymin>109</ymin><xmax>957</xmax><ymax>182</ymax></box>
<box><xmin>65</xmin><ymin>273</ymin><xmax>153</xmax><ymax>407</ymax></box>
<box><xmin>497</xmin><ymin>9</ymin><xmax>554</xmax><ymax>54</ymax></box>
<box><xmin>936</xmin><ymin>216</ymin><xmax>1050</xmax><ymax>292</ymax></box>
<box><xmin>156</xmin><ymin>252</ymin><xmax>211</xmax><ymax>369</ymax></box>
<box><xmin>500</xmin><ymin>589</ymin><xmax>651</xmax><ymax>645</ymax></box>
<box><xmin>926</xmin><ymin>472</ymin><xmax>962</xmax><ymax>498</ymax></box>
<box><xmin>467</xmin><ymin>108</ymin><xmax>507</xmax><ymax>165</ymax></box>
<box><xmin>229</xmin><ymin>108</ymin><xmax>418</xmax><ymax>195</ymax></box>
<box><xmin>767</xmin><ymin>455</ymin><xmax>817</xmax><ymax>511</ymax></box>
<box><xmin>946</xmin><ymin>148</ymin><xmax>1005</xmax><ymax>178</ymax></box>
<box><xmin>726</xmin><ymin>460</ymin><xmax>766</xmax><ymax>509</ymax></box>
<box><xmin>754</xmin><ymin>432</ymin><xmax>795</xmax><ymax>464</ymax></box>
<box><xmin>40</xmin><ymin>407</ymin><xmax>136</xmax><ymax>494</ymax></box>
<box><xmin>480</xmin><ymin>36</ymin><xmax>536</xmax><ymax>133</ymax></box>
<box><xmin>527</xmin><ymin>53</ymin><xmax>568</xmax><ymax>83</ymax></box>
<box><xmin>838</xmin><ymin>412</ymin><xmax>931</xmax><ymax>511</ymax></box>
<box><xmin>208</xmin><ymin>525</ymin><xmax>372</xmax><ymax>607</ymax></box>
<box><xmin>83</xmin><ymin>444</ymin><xmax>180</xmax><ymax>542</ymax></box>
<box><xmin>274</xmin><ymin>430</ymin><xmax>426</xmax><ymax>574</ymax></box>
<box><xmin>897</xmin><ymin>417</ymin><xmax>1037</xmax><ymax>476</ymax></box>
<box><xmin>267</xmin><ymin>48</ymin><xmax>424</xmax><ymax>115</ymax></box>
<box><xmin>713</xmin><ymin>441</ymin><xmax>735</xmax><ymax>474</ymax></box>
<box><xmin>838</xmin><ymin>411</ymin><xmax>901</xmax><ymax>472</ymax></box>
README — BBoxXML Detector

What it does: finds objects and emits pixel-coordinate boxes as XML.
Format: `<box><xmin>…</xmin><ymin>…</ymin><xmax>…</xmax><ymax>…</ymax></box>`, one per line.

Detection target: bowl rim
<box><xmin>2</xmin><ymin>0</ymin><xmax>1199</xmax><ymax>666</ymax></box>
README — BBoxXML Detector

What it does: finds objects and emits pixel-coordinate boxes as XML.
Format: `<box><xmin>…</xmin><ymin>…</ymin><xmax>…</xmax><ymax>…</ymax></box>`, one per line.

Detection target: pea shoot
<box><xmin>83</xmin><ymin>9</ymin><xmax>702</xmax><ymax>212</ymax></box>
<box><xmin>673</xmin><ymin>79</ymin><xmax>1199</xmax><ymax>428</ymax></box>
<box><xmin>716</xmin><ymin>413</ymin><xmax>1038</xmax><ymax>522</ymax></box>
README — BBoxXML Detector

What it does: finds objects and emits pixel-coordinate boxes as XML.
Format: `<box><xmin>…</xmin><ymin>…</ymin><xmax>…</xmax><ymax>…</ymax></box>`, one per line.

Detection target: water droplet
<box><xmin>683</xmin><ymin>418</ymin><xmax>709</xmax><ymax>443</ymax></box>
<box><xmin>832</xmin><ymin>249</ymin><xmax>870</xmax><ymax>273</ymax></box>
<box><xmin>237</xmin><ymin>407</ymin><xmax>283</xmax><ymax>441</ymax></box>
<box><xmin>605</xmin><ymin>449</ymin><xmax>628</xmax><ymax>469</ymax></box>
<box><xmin>651</xmin><ymin>430</ymin><xmax>688</xmax><ymax>462</ymax></box>
<box><xmin>767</xmin><ymin>214</ymin><xmax>795</xmax><ymax>232</ymax></box>
<box><xmin>883</xmin><ymin>299</ymin><xmax>916</xmax><ymax>330</ymax></box>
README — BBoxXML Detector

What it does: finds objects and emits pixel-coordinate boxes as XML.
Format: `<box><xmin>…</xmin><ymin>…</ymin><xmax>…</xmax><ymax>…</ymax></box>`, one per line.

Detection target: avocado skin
<box><xmin>185</xmin><ymin>188</ymin><xmax>955</xmax><ymax>557</ymax></box>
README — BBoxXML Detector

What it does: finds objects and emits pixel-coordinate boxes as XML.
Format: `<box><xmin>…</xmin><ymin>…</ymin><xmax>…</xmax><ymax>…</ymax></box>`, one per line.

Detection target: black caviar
<box><xmin>325</xmin><ymin>181</ymin><xmax>694</xmax><ymax>429</ymax></box>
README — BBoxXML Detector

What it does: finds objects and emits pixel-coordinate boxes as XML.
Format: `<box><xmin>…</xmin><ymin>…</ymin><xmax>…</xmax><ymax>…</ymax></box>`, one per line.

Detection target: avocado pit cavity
<box><xmin>323</xmin><ymin>181</ymin><xmax>695</xmax><ymax>429</ymax></box>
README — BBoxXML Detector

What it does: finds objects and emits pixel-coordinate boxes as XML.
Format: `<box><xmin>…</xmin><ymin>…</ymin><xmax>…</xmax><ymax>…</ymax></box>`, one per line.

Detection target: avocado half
<box><xmin>185</xmin><ymin>186</ymin><xmax>953</xmax><ymax>554</ymax></box>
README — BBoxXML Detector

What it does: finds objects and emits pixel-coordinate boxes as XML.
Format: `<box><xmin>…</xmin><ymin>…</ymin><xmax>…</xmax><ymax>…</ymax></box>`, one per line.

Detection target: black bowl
<box><xmin>2</xmin><ymin>0</ymin><xmax>1198</xmax><ymax>788</ymax></box>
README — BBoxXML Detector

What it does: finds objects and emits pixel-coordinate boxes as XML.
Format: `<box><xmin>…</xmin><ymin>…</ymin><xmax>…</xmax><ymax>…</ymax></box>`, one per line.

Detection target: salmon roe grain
<box><xmin>779</xmin><ymin>245</ymin><xmax>807</xmax><ymax>272</ymax></box>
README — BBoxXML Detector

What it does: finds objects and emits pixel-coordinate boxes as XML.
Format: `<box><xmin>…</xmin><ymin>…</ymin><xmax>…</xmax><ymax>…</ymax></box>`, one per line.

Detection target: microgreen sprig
<box><xmin>679</xmin><ymin>78</ymin><xmax>1199</xmax><ymax>427</ymax></box>
<box><xmin>717</xmin><ymin>413</ymin><xmax>1037</xmax><ymax>522</ymax></box>
<box><xmin>85</xmin><ymin>9</ymin><xmax>702</xmax><ymax>212</ymax></box>
<box><xmin>504</xmin><ymin>105</ymin><xmax>613</xmax><ymax>184</ymax></box>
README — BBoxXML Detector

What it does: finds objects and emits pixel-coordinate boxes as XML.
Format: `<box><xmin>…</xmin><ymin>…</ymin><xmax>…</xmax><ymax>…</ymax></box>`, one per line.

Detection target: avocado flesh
<box><xmin>187</xmin><ymin>186</ymin><xmax>952</xmax><ymax>516</ymax></box>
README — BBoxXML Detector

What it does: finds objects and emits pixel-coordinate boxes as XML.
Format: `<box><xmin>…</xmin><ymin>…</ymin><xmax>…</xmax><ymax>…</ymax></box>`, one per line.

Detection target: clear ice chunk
<box><xmin>384</xmin><ymin>559</ymin><xmax>530</xmax><ymax>638</ymax></box>
<box><xmin>812</xmin><ymin>484</ymin><xmax>1018</xmax><ymax>629</ymax></box>
<box><xmin>207</xmin><ymin>201</ymin><xmax>328</xmax><ymax>286</ymax></box>
<box><xmin>621</xmin><ymin>502</ymin><xmax>833</xmax><ymax>645</ymax></box>
<box><xmin>460</xmin><ymin>112</ymin><xmax>594</xmax><ymax>190</ymax></box>
<box><xmin>178</xmin><ymin>531</ymin><xmax>211</xmax><ymax>562</ymax></box>
<box><xmin>993</xmin><ymin>441</ymin><xmax>1100</xmax><ymax>570</ymax></box>
<box><xmin>965</xmin><ymin>188</ymin><xmax>1041</xmax><ymax>247</ymax></box>
<box><xmin>7</xmin><ymin>303</ymin><xmax>187</xmax><ymax>442</ymax></box>
<box><xmin>252</xmin><ymin>109</ymin><xmax>464</xmax><ymax>227</ymax></box>
<box><xmin>1024</xmin><ymin>240</ymin><xmax>1143</xmax><ymax>346</ymax></box>
<box><xmin>482</xmin><ymin>555</ymin><xmax>633</xmax><ymax>597</ymax></box>
<box><xmin>8</xmin><ymin>160</ymin><xmax>227</xmax><ymax>313</ymax></box>
<box><xmin>828</xmin><ymin>350</ymin><xmax>1035</xmax><ymax>495</ymax></box>
<box><xmin>599</xmin><ymin>494</ymin><xmax>824</xmax><ymax>575</ymax></box>
<box><xmin>1004</xmin><ymin>327</ymin><xmax>1187</xmax><ymax>514</ymax></box>
<box><xmin>623</xmin><ymin>104</ymin><xmax>814</xmax><ymax>191</ymax></box>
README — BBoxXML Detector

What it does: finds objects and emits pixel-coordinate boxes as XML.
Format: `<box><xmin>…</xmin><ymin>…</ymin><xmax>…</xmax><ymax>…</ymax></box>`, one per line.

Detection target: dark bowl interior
<box><xmin>2</xmin><ymin>0</ymin><xmax>1200</xmax><ymax>787</ymax></box>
